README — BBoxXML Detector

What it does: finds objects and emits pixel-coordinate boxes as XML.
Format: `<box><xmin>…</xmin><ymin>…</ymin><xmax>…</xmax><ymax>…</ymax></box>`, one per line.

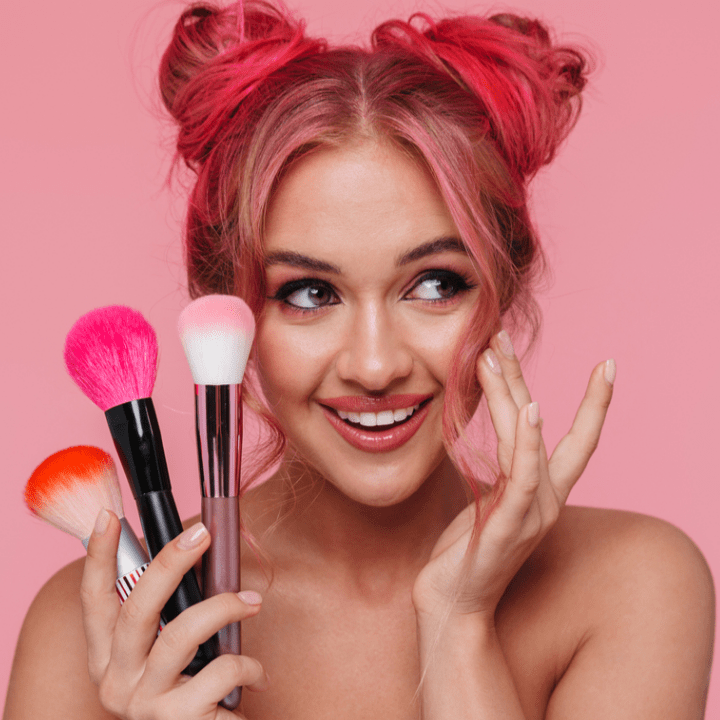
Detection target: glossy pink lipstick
<box><xmin>319</xmin><ymin>394</ymin><xmax>432</xmax><ymax>453</ymax></box>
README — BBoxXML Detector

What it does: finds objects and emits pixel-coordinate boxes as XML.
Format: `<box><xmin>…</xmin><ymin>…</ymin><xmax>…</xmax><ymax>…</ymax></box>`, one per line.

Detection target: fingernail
<box><xmin>528</xmin><ymin>402</ymin><xmax>540</xmax><ymax>428</ymax></box>
<box><xmin>497</xmin><ymin>330</ymin><xmax>515</xmax><ymax>358</ymax></box>
<box><xmin>254</xmin><ymin>671</ymin><xmax>271</xmax><ymax>692</ymax></box>
<box><xmin>604</xmin><ymin>358</ymin><xmax>616</xmax><ymax>385</ymax></box>
<box><xmin>94</xmin><ymin>508</ymin><xmax>110</xmax><ymax>536</ymax></box>
<box><xmin>259</xmin><ymin>671</ymin><xmax>271</xmax><ymax>691</ymax></box>
<box><xmin>176</xmin><ymin>522</ymin><xmax>208</xmax><ymax>550</ymax></box>
<box><xmin>237</xmin><ymin>590</ymin><xmax>263</xmax><ymax>606</ymax></box>
<box><xmin>485</xmin><ymin>349</ymin><xmax>502</xmax><ymax>375</ymax></box>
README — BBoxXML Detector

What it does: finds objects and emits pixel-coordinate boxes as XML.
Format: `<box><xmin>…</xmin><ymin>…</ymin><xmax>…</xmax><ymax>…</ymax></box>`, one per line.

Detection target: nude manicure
<box><xmin>604</xmin><ymin>359</ymin><xmax>617</xmax><ymax>385</ymax></box>
<box><xmin>528</xmin><ymin>402</ymin><xmax>540</xmax><ymax>428</ymax></box>
<box><xmin>497</xmin><ymin>330</ymin><xmax>515</xmax><ymax>358</ymax></box>
<box><xmin>238</xmin><ymin>591</ymin><xmax>263</xmax><ymax>606</ymax></box>
<box><xmin>485</xmin><ymin>349</ymin><xmax>502</xmax><ymax>375</ymax></box>
<box><xmin>94</xmin><ymin>508</ymin><xmax>110</xmax><ymax>536</ymax></box>
<box><xmin>177</xmin><ymin>522</ymin><xmax>208</xmax><ymax>550</ymax></box>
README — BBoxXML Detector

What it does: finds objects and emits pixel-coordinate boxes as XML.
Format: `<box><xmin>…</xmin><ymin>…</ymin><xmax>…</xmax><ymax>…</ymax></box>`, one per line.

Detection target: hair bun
<box><xmin>373</xmin><ymin>13</ymin><xmax>591</xmax><ymax>181</ymax></box>
<box><xmin>159</xmin><ymin>1</ymin><xmax>323</xmax><ymax>165</ymax></box>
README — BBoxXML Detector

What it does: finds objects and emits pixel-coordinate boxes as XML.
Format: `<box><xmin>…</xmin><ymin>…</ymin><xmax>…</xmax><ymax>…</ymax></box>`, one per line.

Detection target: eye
<box><xmin>272</xmin><ymin>279</ymin><xmax>340</xmax><ymax>310</ymax></box>
<box><xmin>405</xmin><ymin>270</ymin><xmax>475</xmax><ymax>302</ymax></box>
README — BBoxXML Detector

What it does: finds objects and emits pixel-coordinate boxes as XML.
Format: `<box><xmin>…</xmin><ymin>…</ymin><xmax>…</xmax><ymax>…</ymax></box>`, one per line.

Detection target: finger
<box><xmin>491</xmin><ymin>331</ymin><xmax>553</xmax><ymax>478</ymax></box>
<box><xmin>154</xmin><ymin>653</ymin><xmax>265</xmax><ymax>720</ymax></box>
<box><xmin>548</xmin><ymin>359</ymin><xmax>615</xmax><ymax>502</ymax></box>
<box><xmin>143</xmin><ymin>591</ymin><xmax>263</xmax><ymax>690</ymax></box>
<box><xmin>532</xmin><ymin>423</ymin><xmax>561</xmax><ymax>521</ymax></box>
<box><xmin>175</xmin><ymin>653</ymin><xmax>269</xmax><ymax>714</ymax></box>
<box><xmin>491</xmin><ymin>330</ymin><xmax>533</xmax><ymax>408</ymax></box>
<box><xmin>495</xmin><ymin>402</ymin><xmax>543</xmax><ymax>526</ymax></box>
<box><xmin>81</xmin><ymin>509</ymin><xmax>123</xmax><ymax>683</ymax></box>
<box><xmin>477</xmin><ymin>348</ymin><xmax>519</xmax><ymax>476</ymax></box>
<box><xmin>108</xmin><ymin>522</ymin><xmax>211</xmax><ymax>677</ymax></box>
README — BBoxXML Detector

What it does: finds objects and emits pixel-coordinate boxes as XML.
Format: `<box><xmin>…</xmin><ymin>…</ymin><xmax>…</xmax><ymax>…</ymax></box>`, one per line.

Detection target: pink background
<box><xmin>2</xmin><ymin>0</ymin><xmax>717</xmax><ymax>714</ymax></box>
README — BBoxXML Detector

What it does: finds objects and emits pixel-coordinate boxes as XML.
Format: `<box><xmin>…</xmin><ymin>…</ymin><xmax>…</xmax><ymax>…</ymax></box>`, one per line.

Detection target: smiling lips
<box><xmin>319</xmin><ymin>394</ymin><xmax>433</xmax><ymax>453</ymax></box>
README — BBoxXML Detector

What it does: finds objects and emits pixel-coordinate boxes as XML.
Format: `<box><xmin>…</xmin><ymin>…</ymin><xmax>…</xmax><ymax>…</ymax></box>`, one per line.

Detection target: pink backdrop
<box><xmin>2</xmin><ymin>0</ymin><xmax>717</xmax><ymax>714</ymax></box>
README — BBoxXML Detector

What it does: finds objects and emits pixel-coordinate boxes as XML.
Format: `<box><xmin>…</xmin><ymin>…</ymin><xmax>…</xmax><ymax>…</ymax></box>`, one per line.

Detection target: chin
<box><xmin>338</xmin><ymin>475</ymin><xmax>424</xmax><ymax>508</ymax></box>
<box><xmin>292</xmin><ymin>441</ymin><xmax>448</xmax><ymax>509</ymax></box>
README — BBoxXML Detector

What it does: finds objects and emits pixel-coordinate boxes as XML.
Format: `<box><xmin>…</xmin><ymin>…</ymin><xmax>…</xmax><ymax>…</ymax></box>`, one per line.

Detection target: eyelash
<box><xmin>270</xmin><ymin>270</ymin><xmax>476</xmax><ymax>313</ymax></box>
<box><xmin>407</xmin><ymin>270</ymin><xmax>476</xmax><ymax>304</ymax></box>
<box><xmin>272</xmin><ymin>279</ymin><xmax>341</xmax><ymax>312</ymax></box>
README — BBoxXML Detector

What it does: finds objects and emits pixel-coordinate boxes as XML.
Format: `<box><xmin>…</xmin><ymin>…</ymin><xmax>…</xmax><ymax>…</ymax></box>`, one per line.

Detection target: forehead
<box><xmin>263</xmin><ymin>139</ymin><xmax>460</xmax><ymax>263</ymax></box>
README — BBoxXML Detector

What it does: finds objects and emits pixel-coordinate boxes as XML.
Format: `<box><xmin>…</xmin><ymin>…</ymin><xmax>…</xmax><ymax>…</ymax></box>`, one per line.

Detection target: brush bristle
<box><xmin>178</xmin><ymin>295</ymin><xmax>255</xmax><ymax>385</ymax></box>
<box><xmin>64</xmin><ymin>305</ymin><xmax>158</xmax><ymax>411</ymax></box>
<box><xmin>25</xmin><ymin>446</ymin><xmax>125</xmax><ymax>540</ymax></box>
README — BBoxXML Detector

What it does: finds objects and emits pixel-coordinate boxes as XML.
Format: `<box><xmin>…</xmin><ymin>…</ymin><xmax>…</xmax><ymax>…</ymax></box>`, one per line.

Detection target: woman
<box><xmin>4</xmin><ymin>2</ymin><xmax>714</xmax><ymax>718</ymax></box>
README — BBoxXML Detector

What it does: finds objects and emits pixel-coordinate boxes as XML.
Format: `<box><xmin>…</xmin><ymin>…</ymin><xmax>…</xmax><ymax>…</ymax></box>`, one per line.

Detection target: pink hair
<box><xmin>159</xmin><ymin>1</ymin><xmax>590</xmax><ymax>512</ymax></box>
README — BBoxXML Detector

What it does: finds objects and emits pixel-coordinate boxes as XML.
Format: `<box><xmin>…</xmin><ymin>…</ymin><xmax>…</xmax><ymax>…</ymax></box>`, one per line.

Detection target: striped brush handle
<box><xmin>84</xmin><ymin>517</ymin><xmax>166</xmax><ymax>629</ymax></box>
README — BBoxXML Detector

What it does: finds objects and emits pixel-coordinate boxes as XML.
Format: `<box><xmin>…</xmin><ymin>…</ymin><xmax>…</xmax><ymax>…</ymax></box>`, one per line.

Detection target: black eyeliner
<box><xmin>269</xmin><ymin>277</ymin><xmax>341</xmax><ymax>311</ymax></box>
<box><xmin>271</xmin><ymin>278</ymin><xmax>335</xmax><ymax>301</ymax></box>
<box><xmin>408</xmin><ymin>269</ymin><xmax>477</xmax><ymax>298</ymax></box>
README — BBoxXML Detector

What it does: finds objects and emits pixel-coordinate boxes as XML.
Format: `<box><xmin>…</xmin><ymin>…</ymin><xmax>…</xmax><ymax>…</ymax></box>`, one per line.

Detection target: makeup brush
<box><xmin>64</xmin><ymin>305</ymin><xmax>218</xmax><ymax>675</ymax></box>
<box><xmin>178</xmin><ymin>294</ymin><xmax>255</xmax><ymax>708</ymax></box>
<box><xmin>24</xmin><ymin>446</ymin><xmax>154</xmax><ymax>607</ymax></box>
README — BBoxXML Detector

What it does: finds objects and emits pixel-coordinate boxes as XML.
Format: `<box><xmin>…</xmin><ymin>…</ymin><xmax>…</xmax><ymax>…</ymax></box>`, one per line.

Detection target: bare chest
<box><xmin>235</xmin><ymin>581</ymin><xmax>574</xmax><ymax>720</ymax></box>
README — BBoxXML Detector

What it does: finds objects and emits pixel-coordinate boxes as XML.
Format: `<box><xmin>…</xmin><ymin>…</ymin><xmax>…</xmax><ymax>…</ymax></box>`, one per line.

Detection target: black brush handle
<box><xmin>106</xmin><ymin>398</ymin><xmax>219</xmax><ymax>676</ymax></box>
<box><xmin>105</xmin><ymin>399</ymin><xmax>171</xmax><ymax>497</ymax></box>
<box><xmin>136</xmin><ymin>490</ymin><xmax>218</xmax><ymax>674</ymax></box>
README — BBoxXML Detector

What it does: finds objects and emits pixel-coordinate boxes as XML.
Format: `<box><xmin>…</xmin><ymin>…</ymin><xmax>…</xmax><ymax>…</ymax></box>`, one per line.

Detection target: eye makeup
<box><xmin>404</xmin><ymin>269</ymin><xmax>476</xmax><ymax>303</ymax></box>
<box><xmin>269</xmin><ymin>267</ymin><xmax>476</xmax><ymax>313</ymax></box>
<box><xmin>270</xmin><ymin>278</ymin><xmax>341</xmax><ymax>312</ymax></box>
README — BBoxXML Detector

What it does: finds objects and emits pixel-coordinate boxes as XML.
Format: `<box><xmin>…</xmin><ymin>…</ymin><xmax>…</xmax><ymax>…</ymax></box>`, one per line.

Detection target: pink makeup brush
<box><xmin>178</xmin><ymin>294</ymin><xmax>255</xmax><ymax>709</ymax></box>
<box><xmin>63</xmin><ymin>305</ymin><xmax>218</xmax><ymax>675</ymax></box>
<box><xmin>25</xmin><ymin>446</ymin><xmax>154</xmax><ymax>607</ymax></box>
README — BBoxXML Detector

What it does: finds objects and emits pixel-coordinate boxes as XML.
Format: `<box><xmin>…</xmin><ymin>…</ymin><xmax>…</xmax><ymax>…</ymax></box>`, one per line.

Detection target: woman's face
<box><xmin>257</xmin><ymin>139</ymin><xmax>482</xmax><ymax>507</ymax></box>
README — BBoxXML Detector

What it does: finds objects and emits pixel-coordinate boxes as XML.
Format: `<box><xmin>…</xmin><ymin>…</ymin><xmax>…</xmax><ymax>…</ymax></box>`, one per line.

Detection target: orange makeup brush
<box><xmin>25</xmin><ymin>446</ymin><xmax>152</xmax><ymax>604</ymax></box>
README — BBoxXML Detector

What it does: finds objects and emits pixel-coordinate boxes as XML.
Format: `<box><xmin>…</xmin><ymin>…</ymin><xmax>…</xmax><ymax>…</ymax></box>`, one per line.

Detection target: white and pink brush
<box><xmin>25</xmin><ymin>446</ymin><xmax>152</xmax><ymax>605</ymax></box>
<box><xmin>64</xmin><ymin>305</ymin><xmax>218</xmax><ymax>676</ymax></box>
<box><xmin>178</xmin><ymin>294</ymin><xmax>255</xmax><ymax>709</ymax></box>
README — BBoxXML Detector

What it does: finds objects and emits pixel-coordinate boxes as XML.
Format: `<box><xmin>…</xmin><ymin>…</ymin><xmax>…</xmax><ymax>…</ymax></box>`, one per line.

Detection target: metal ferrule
<box><xmin>82</xmin><ymin>517</ymin><xmax>149</xmax><ymax>578</ymax></box>
<box><xmin>195</xmin><ymin>384</ymin><xmax>242</xmax><ymax>498</ymax></box>
<box><xmin>116</xmin><ymin>517</ymin><xmax>151</xmax><ymax>576</ymax></box>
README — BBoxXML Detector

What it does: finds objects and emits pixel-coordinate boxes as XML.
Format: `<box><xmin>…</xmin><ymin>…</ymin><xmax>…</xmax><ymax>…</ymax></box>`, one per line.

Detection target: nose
<box><xmin>335</xmin><ymin>302</ymin><xmax>413</xmax><ymax>392</ymax></box>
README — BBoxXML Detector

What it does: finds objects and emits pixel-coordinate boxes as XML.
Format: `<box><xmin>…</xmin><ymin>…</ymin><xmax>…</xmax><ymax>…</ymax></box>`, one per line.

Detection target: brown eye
<box><xmin>406</xmin><ymin>271</ymin><xmax>474</xmax><ymax>302</ymax></box>
<box><xmin>275</xmin><ymin>280</ymin><xmax>340</xmax><ymax>310</ymax></box>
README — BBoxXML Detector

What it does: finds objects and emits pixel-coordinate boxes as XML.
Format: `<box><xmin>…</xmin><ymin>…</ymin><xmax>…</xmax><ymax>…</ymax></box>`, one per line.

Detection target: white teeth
<box><xmin>338</xmin><ymin>410</ymin><xmax>363</xmax><ymax>422</ymax></box>
<box><xmin>335</xmin><ymin>404</ymin><xmax>422</xmax><ymax>427</ymax></box>
<box><xmin>376</xmin><ymin>410</ymin><xmax>395</xmax><ymax>426</ymax></box>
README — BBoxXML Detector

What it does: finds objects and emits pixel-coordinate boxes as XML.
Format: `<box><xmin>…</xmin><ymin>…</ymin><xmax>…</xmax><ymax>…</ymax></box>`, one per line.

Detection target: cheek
<box><xmin>402</xmin><ymin>309</ymin><xmax>472</xmax><ymax>382</ymax></box>
<box><xmin>255</xmin><ymin>315</ymin><xmax>336</xmax><ymax>407</ymax></box>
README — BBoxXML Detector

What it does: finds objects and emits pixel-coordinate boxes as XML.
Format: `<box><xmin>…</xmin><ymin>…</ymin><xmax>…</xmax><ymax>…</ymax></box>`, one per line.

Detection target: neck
<box><xmin>245</xmin><ymin>454</ymin><xmax>469</xmax><ymax>598</ymax></box>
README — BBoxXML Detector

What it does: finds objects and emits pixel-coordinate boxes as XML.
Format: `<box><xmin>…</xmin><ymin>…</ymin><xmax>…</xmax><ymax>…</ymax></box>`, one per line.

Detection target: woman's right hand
<box><xmin>80</xmin><ymin>510</ymin><xmax>268</xmax><ymax>720</ymax></box>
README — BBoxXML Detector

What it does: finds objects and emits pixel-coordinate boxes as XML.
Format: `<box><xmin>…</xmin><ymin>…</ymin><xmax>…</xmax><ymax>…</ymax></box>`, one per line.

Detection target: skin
<box><xmin>4</xmin><ymin>140</ymin><xmax>715</xmax><ymax>720</ymax></box>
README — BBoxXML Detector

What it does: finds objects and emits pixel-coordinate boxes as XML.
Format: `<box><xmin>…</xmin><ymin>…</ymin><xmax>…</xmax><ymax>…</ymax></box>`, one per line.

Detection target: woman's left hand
<box><xmin>412</xmin><ymin>330</ymin><xmax>615</xmax><ymax>623</ymax></box>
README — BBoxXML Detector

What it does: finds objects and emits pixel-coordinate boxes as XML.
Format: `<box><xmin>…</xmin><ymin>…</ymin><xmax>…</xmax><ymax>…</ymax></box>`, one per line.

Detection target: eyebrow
<box><xmin>264</xmin><ymin>251</ymin><xmax>341</xmax><ymax>274</ymax></box>
<box><xmin>396</xmin><ymin>236</ymin><xmax>467</xmax><ymax>266</ymax></box>
<box><xmin>263</xmin><ymin>236</ymin><xmax>467</xmax><ymax>274</ymax></box>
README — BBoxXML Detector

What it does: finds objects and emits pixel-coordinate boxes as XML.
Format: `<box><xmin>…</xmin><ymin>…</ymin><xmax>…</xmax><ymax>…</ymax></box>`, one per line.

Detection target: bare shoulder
<box><xmin>4</xmin><ymin>557</ymin><xmax>112</xmax><ymax>720</ymax></box>
<box><xmin>550</xmin><ymin>505</ymin><xmax>714</xmax><ymax>603</ymax></box>
<box><xmin>542</xmin><ymin>507</ymin><xmax>715</xmax><ymax>719</ymax></box>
